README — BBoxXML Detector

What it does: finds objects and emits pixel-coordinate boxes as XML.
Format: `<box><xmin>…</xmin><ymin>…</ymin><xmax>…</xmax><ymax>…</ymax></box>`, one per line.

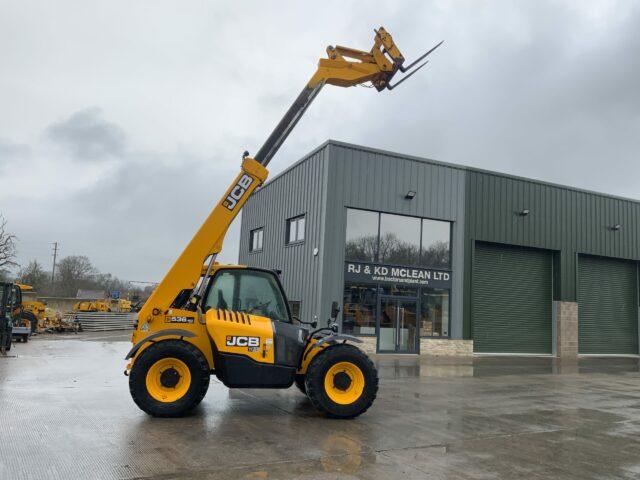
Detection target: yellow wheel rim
<box><xmin>324</xmin><ymin>361</ymin><xmax>365</xmax><ymax>405</ymax></box>
<box><xmin>145</xmin><ymin>357</ymin><xmax>191</xmax><ymax>403</ymax></box>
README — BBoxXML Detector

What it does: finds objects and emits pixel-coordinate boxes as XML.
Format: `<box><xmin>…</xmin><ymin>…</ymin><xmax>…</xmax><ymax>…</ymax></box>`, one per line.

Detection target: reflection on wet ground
<box><xmin>377</xmin><ymin>354</ymin><xmax>640</xmax><ymax>379</ymax></box>
<box><xmin>1</xmin><ymin>332</ymin><xmax>639</xmax><ymax>479</ymax></box>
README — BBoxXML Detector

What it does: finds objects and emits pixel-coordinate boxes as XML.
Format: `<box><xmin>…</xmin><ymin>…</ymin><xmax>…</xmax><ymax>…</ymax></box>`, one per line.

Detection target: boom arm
<box><xmin>136</xmin><ymin>27</ymin><xmax>442</xmax><ymax>326</ymax></box>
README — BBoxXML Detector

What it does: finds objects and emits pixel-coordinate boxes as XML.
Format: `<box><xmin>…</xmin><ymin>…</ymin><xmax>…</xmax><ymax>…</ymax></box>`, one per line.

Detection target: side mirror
<box><xmin>293</xmin><ymin>316</ymin><xmax>318</xmax><ymax>329</ymax></box>
<box><xmin>331</xmin><ymin>301</ymin><xmax>340</xmax><ymax>319</ymax></box>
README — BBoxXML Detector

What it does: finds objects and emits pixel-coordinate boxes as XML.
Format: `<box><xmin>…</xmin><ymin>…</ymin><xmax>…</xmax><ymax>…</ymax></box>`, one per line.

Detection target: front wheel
<box><xmin>305</xmin><ymin>344</ymin><xmax>378</xmax><ymax>419</ymax></box>
<box><xmin>129</xmin><ymin>340</ymin><xmax>210</xmax><ymax>417</ymax></box>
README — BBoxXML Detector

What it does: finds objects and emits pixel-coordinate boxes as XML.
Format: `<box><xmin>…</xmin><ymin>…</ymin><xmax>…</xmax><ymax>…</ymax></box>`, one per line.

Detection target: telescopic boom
<box><xmin>135</xmin><ymin>27</ymin><xmax>442</xmax><ymax>326</ymax></box>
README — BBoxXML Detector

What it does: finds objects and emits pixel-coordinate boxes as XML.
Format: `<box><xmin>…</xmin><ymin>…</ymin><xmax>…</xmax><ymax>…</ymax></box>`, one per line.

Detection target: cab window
<box><xmin>204</xmin><ymin>269</ymin><xmax>290</xmax><ymax>323</ymax></box>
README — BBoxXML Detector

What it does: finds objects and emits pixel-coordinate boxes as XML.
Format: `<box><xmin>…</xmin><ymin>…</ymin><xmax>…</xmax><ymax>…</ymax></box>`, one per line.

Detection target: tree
<box><xmin>18</xmin><ymin>260</ymin><xmax>49</xmax><ymax>292</ymax></box>
<box><xmin>0</xmin><ymin>215</ymin><xmax>17</xmax><ymax>270</ymax></box>
<box><xmin>0</xmin><ymin>269</ymin><xmax>10</xmax><ymax>282</ymax></box>
<box><xmin>56</xmin><ymin>255</ymin><xmax>98</xmax><ymax>296</ymax></box>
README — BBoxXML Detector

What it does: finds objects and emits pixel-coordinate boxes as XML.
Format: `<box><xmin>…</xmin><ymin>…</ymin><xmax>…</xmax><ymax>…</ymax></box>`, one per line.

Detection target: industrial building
<box><xmin>239</xmin><ymin>140</ymin><xmax>640</xmax><ymax>357</ymax></box>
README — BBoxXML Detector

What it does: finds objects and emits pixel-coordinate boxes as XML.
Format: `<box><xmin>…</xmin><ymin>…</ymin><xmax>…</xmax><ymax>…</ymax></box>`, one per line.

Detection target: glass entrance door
<box><xmin>377</xmin><ymin>296</ymin><xmax>418</xmax><ymax>353</ymax></box>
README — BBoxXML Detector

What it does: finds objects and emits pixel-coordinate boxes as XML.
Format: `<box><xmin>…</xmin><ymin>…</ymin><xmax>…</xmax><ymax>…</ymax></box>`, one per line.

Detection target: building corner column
<box><xmin>555</xmin><ymin>301</ymin><xmax>578</xmax><ymax>358</ymax></box>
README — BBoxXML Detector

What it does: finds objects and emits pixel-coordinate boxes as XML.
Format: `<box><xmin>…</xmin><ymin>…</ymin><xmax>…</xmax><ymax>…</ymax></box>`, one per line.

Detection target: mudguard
<box><xmin>314</xmin><ymin>334</ymin><xmax>363</xmax><ymax>347</ymax></box>
<box><xmin>125</xmin><ymin>329</ymin><xmax>197</xmax><ymax>360</ymax></box>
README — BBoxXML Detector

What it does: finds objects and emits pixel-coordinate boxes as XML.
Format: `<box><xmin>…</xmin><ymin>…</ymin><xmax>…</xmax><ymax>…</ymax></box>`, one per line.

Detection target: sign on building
<box><xmin>344</xmin><ymin>261</ymin><xmax>452</xmax><ymax>289</ymax></box>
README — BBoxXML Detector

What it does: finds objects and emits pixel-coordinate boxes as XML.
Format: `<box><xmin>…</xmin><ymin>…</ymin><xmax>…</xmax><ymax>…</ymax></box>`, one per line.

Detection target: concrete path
<box><xmin>1</xmin><ymin>332</ymin><xmax>639</xmax><ymax>479</ymax></box>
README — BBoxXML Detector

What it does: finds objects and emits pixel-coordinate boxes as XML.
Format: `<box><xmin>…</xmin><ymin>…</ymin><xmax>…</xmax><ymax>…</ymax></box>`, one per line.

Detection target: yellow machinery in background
<box><xmin>124</xmin><ymin>27</ymin><xmax>441</xmax><ymax>418</ymax></box>
<box><xmin>73</xmin><ymin>300</ymin><xmax>111</xmax><ymax>313</ymax></box>
<box><xmin>111</xmin><ymin>299</ymin><xmax>132</xmax><ymax>313</ymax></box>
<box><xmin>14</xmin><ymin>283</ymin><xmax>46</xmax><ymax>333</ymax></box>
<box><xmin>74</xmin><ymin>298</ymin><xmax>132</xmax><ymax>313</ymax></box>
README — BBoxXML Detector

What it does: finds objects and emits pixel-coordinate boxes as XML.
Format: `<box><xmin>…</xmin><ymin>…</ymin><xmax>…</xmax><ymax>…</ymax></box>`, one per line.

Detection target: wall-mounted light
<box><xmin>405</xmin><ymin>190</ymin><xmax>416</xmax><ymax>200</ymax></box>
<box><xmin>610</xmin><ymin>224</ymin><xmax>622</xmax><ymax>231</ymax></box>
<box><xmin>519</xmin><ymin>209</ymin><xmax>530</xmax><ymax>216</ymax></box>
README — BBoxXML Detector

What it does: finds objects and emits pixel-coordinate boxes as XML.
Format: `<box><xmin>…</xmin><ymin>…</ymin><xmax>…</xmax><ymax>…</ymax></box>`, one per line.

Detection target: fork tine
<box><xmin>387</xmin><ymin>61</ymin><xmax>429</xmax><ymax>90</ymax></box>
<box><xmin>399</xmin><ymin>40</ymin><xmax>444</xmax><ymax>72</ymax></box>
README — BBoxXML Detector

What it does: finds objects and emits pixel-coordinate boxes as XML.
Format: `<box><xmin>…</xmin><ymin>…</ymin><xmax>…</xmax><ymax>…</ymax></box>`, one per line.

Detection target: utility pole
<box><xmin>51</xmin><ymin>242</ymin><xmax>58</xmax><ymax>294</ymax></box>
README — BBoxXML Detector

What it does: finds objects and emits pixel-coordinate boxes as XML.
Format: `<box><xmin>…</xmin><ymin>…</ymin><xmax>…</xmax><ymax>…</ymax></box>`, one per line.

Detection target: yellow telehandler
<box><xmin>125</xmin><ymin>27</ymin><xmax>441</xmax><ymax>418</ymax></box>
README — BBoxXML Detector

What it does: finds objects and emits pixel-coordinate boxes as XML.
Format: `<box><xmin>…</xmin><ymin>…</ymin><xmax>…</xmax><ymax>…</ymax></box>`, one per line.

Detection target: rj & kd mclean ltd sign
<box><xmin>344</xmin><ymin>262</ymin><xmax>452</xmax><ymax>289</ymax></box>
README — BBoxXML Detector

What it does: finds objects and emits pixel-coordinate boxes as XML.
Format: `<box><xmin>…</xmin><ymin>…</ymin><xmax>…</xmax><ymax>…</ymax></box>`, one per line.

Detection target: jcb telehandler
<box><xmin>125</xmin><ymin>27</ymin><xmax>441</xmax><ymax>418</ymax></box>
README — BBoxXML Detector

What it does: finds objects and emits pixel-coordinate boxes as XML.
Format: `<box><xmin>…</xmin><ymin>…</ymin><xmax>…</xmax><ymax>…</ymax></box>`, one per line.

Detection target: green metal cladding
<box><xmin>463</xmin><ymin>169</ymin><xmax>640</xmax><ymax>339</ymax></box>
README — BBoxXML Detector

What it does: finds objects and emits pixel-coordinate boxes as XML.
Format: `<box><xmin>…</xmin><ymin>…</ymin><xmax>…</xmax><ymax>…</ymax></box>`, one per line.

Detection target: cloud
<box><xmin>45</xmin><ymin>107</ymin><xmax>126</xmax><ymax>161</ymax></box>
<box><xmin>0</xmin><ymin>139</ymin><xmax>30</xmax><ymax>170</ymax></box>
<box><xmin>1</xmin><ymin>0</ymin><xmax>639</xmax><ymax>281</ymax></box>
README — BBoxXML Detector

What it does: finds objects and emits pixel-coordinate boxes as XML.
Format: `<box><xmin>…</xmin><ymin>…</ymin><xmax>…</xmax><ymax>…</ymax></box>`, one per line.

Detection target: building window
<box><xmin>345</xmin><ymin>209</ymin><xmax>379</xmax><ymax>262</ymax></box>
<box><xmin>288</xmin><ymin>300</ymin><xmax>301</xmax><ymax>319</ymax></box>
<box><xmin>344</xmin><ymin>208</ymin><xmax>451</xmax><ymax>268</ymax></box>
<box><xmin>342</xmin><ymin>282</ymin><xmax>377</xmax><ymax>335</ymax></box>
<box><xmin>419</xmin><ymin>288</ymin><xmax>450</xmax><ymax>337</ymax></box>
<box><xmin>286</xmin><ymin>215</ymin><xmax>305</xmax><ymax>244</ymax></box>
<box><xmin>420</xmin><ymin>219</ymin><xmax>451</xmax><ymax>269</ymax></box>
<box><xmin>249</xmin><ymin>227</ymin><xmax>263</xmax><ymax>252</ymax></box>
<box><xmin>379</xmin><ymin>213</ymin><xmax>421</xmax><ymax>265</ymax></box>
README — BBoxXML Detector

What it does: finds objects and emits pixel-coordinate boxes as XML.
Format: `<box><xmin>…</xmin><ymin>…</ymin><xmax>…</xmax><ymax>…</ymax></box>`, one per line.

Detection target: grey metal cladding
<box><xmin>319</xmin><ymin>142</ymin><xmax>466</xmax><ymax>338</ymax></box>
<box><xmin>239</xmin><ymin>145</ymin><xmax>330</xmax><ymax>323</ymax></box>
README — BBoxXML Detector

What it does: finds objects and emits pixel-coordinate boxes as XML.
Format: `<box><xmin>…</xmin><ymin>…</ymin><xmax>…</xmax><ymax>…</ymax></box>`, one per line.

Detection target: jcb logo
<box><xmin>226</xmin><ymin>336</ymin><xmax>260</xmax><ymax>347</ymax></box>
<box><xmin>222</xmin><ymin>174</ymin><xmax>254</xmax><ymax>211</ymax></box>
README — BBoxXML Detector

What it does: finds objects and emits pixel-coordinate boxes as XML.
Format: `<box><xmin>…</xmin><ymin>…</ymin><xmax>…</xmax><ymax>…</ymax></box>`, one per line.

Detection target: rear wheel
<box><xmin>129</xmin><ymin>340</ymin><xmax>210</xmax><ymax>417</ymax></box>
<box><xmin>305</xmin><ymin>344</ymin><xmax>378</xmax><ymax>419</ymax></box>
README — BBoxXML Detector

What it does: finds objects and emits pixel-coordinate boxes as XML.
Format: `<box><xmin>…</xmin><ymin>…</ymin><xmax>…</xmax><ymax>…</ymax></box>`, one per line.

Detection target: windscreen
<box><xmin>205</xmin><ymin>270</ymin><xmax>289</xmax><ymax>323</ymax></box>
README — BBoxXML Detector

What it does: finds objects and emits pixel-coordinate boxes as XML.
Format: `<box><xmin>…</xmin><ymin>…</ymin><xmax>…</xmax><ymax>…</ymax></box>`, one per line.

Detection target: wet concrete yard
<box><xmin>1</xmin><ymin>333</ymin><xmax>640</xmax><ymax>479</ymax></box>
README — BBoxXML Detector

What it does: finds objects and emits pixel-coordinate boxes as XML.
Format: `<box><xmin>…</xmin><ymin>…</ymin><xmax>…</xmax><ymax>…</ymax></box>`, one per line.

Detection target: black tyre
<box><xmin>129</xmin><ymin>340</ymin><xmax>210</xmax><ymax>417</ymax></box>
<box><xmin>20</xmin><ymin>311</ymin><xmax>38</xmax><ymax>333</ymax></box>
<box><xmin>305</xmin><ymin>344</ymin><xmax>378</xmax><ymax>419</ymax></box>
<box><xmin>294</xmin><ymin>374</ymin><xmax>306</xmax><ymax>394</ymax></box>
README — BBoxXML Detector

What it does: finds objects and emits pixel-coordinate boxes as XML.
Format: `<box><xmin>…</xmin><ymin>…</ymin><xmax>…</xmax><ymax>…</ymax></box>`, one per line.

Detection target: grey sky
<box><xmin>1</xmin><ymin>1</ymin><xmax>639</xmax><ymax>282</ymax></box>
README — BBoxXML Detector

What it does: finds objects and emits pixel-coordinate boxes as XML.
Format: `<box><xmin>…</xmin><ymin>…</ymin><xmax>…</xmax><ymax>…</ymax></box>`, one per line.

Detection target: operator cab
<box><xmin>201</xmin><ymin>267</ymin><xmax>310</xmax><ymax>388</ymax></box>
<box><xmin>203</xmin><ymin>268</ymin><xmax>291</xmax><ymax>323</ymax></box>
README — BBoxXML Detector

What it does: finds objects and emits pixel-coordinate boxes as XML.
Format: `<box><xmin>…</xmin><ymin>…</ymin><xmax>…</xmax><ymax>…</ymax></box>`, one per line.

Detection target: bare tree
<box><xmin>18</xmin><ymin>260</ymin><xmax>49</xmax><ymax>292</ymax></box>
<box><xmin>0</xmin><ymin>215</ymin><xmax>17</xmax><ymax>270</ymax></box>
<box><xmin>56</xmin><ymin>255</ymin><xmax>98</xmax><ymax>296</ymax></box>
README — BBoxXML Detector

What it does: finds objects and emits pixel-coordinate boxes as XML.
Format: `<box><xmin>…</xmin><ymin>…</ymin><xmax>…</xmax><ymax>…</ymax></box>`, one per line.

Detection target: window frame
<box><xmin>285</xmin><ymin>214</ymin><xmax>306</xmax><ymax>245</ymax></box>
<box><xmin>249</xmin><ymin>227</ymin><xmax>264</xmax><ymax>253</ymax></box>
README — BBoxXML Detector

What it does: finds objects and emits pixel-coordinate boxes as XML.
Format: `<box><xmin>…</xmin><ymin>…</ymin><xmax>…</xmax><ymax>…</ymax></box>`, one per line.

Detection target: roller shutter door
<box><xmin>473</xmin><ymin>242</ymin><xmax>553</xmax><ymax>354</ymax></box>
<box><xmin>578</xmin><ymin>256</ymin><xmax>638</xmax><ymax>355</ymax></box>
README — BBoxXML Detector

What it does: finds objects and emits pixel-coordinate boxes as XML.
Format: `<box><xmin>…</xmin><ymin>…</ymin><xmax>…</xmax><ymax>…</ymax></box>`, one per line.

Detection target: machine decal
<box><xmin>166</xmin><ymin>316</ymin><xmax>194</xmax><ymax>324</ymax></box>
<box><xmin>226</xmin><ymin>335</ymin><xmax>260</xmax><ymax>348</ymax></box>
<box><xmin>223</xmin><ymin>174</ymin><xmax>254</xmax><ymax>210</ymax></box>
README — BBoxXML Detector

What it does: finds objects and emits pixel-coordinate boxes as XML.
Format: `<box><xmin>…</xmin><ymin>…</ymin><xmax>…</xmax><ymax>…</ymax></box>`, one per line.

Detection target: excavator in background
<box><xmin>125</xmin><ymin>27</ymin><xmax>441</xmax><ymax>418</ymax></box>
